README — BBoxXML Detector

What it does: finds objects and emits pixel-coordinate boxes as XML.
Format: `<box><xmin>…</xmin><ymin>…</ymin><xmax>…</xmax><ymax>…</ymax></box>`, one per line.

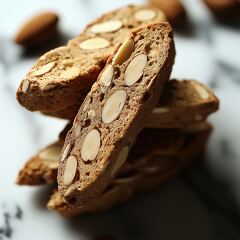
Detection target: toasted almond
<box><xmin>81</xmin><ymin>129</ymin><xmax>101</xmax><ymax>162</ymax></box>
<box><xmin>90</xmin><ymin>20</ymin><xmax>122</xmax><ymax>33</ymax></box>
<box><xmin>32</xmin><ymin>62</ymin><xmax>56</xmax><ymax>77</ymax></box>
<box><xmin>102</xmin><ymin>90</ymin><xmax>127</xmax><ymax>124</ymax></box>
<box><xmin>21</xmin><ymin>79</ymin><xmax>30</xmax><ymax>93</ymax></box>
<box><xmin>61</xmin><ymin>143</ymin><xmax>70</xmax><ymax>162</ymax></box>
<box><xmin>100</xmin><ymin>65</ymin><xmax>113</xmax><ymax>93</ymax></box>
<box><xmin>134</xmin><ymin>9</ymin><xmax>157</xmax><ymax>21</ymax></box>
<box><xmin>39</xmin><ymin>144</ymin><xmax>62</xmax><ymax>162</ymax></box>
<box><xmin>112</xmin><ymin>146</ymin><xmax>129</xmax><ymax>177</ymax></box>
<box><xmin>60</xmin><ymin>67</ymin><xmax>80</xmax><ymax>79</ymax></box>
<box><xmin>63</xmin><ymin>156</ymin><xmax>78</xmax><ymax>185</ymax></box>
<box><xmin>124</xmin><ymin>54</ymin><xmax>147</xmax><ymax>86</ymax></box>
<box><xmin>193</xmin><ymin>82</ymin><xmax>209</xmax><ymax>100</ymax></box>
<box><xmin>79</xmin><ymin>37</ymin><xmax>110</xmax><ymax>50</ymax></box>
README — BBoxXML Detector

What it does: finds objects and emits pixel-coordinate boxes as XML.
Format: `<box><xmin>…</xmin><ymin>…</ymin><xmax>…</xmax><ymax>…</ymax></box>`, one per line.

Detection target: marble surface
<box><xmin>0</xmin><ymin>0</ymin><xmax>240</xmax><ymax>239</ymax></box>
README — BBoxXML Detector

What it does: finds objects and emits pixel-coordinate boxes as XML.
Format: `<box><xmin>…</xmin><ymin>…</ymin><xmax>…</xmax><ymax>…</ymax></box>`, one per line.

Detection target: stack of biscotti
<box><xmin>16</xmin><ymin>5</ymin><xmax>219</xmax><ymax>217</ymax></box>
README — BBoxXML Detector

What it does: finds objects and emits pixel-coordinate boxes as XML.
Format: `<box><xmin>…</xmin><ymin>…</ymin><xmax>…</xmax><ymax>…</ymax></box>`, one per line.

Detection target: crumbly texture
<box><xmin>149</xmin><ymin>0</ymin><xmax>187</xmax><ymax>27</ymax></box>
<box><xmin>16</xmin><ymin>5</ymin><xmax>166</xmax><ymax>119</ymax></box>
<box><xmin>203</xmin><ymin>0</ymin><xmax>240</xmax><ymax>18</ymax></box>
<box><xmin>48</xmin><ymin>123</ymin><xmax>212</xmax><ymax>217</ymax></box>
<box><xmin>15</xmin><ymin>11</ymin><xmax>59</xmax><ymax>48</ymax></box>
<box><xmin>57</xmin><ymin>23</ymin><xmax>175</xmax><ymax>206</ymax></box>
<box><xmin>146</xmin><ymin>79</ymin><xmax>219</xmax><ymax>128</ymax></box>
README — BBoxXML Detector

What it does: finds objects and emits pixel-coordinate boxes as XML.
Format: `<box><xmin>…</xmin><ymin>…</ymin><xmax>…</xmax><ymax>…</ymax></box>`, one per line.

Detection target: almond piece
<box><xmin>100</xmin><ymin>65</ymin><xmax>113</xmax><ymax>93</ymax></box>
<box><xmin>193</xmin><ymin>82</ymin><xmax>209</xmax><ymax>100</ymax></box>
<box><xmin>63</xmin><ymin>156</ymin><xmax>78</xmax><ymax>185</ymax></box>
<box><xmin>88</xmin><ymin>110</ymin><xmax>96</xmax><ymax>120</ymax></box>
<box><xmin>102</xmin><ymin>90</ymin><xmax>127</xmax><ymax>124</ymax></box>
<box><xmin>112</xmin><ymin>146</ymin><xmax>129</xmax><ymax>177</ymax></box>
<box><xmin>113</xmin><ymin>38</ymin><xmax>134</xmax><ymax>65</ymax></box>
<box><xmin>90</xmin><ymin>20</ymin><xmax>123</xmax><ymax>33</ymax></box>
<box><xmin>32</xmin><ymin>62</ymin><xmax>56</xmax><ymax>77</ymax></box>
<box><xmin>79</xmin><ymin>37</ymin><xmax>110</xmax><ymax>50</ymax></box>
<box><xmin>14</xmin><ymin>11</ymin><xmax>59</xmax><ymax>48</ymax></box>
<box><xmin>81</xmin><ymin>129</ymin><xmax>101</xmax><ymax>162</ymax></box>
<box><xmin>82</xmin><ymin>98</ymin><xmax>91</xmax><ymax>112</ymax></box>
<box><xmin>21</xmin><ymin>79</ymin><xmax>30</xmax><ymax>93</ymax></box>
<box><xmin>134</xmin><ymin>9</ymin><xmax>157</xmax><ymax>21</ymax></box>
<box><xmin>39</xmin><ymin>145</ymin><xmax>62</xmax><ymax>162</ymax></box>
<box><xmin>61</xmin><ymin>143</ymin><xmax>70</xmax><ymax>162</ymax></box>
<box><xmin>60</xmin><ymin>67</ymin><xmax>80</xmax><ymax>79</ymax></box>
<box><xmin>74</xmin><ymin>125</ymin><xmax>82</xmax><ymax>138</ymax></box>
<box><xmin>124</xmin><ymin>54</ymin><xmax>147</xmax><ymax>86</ymax></box>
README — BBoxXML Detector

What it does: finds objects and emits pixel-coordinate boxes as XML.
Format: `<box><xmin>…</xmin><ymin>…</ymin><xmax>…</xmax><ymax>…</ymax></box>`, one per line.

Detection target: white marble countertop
<box><xmin>0</xmin><ymin>0</ymin><xmax>240</xmax><ymax>239</ymax></box>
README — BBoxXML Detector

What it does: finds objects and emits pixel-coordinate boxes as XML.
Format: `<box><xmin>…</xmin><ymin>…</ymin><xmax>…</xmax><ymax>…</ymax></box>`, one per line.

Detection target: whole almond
<box><xmin>15</xmin><ymin>11</ymin><xmax>59</xmax><ymax>48</ymax></box>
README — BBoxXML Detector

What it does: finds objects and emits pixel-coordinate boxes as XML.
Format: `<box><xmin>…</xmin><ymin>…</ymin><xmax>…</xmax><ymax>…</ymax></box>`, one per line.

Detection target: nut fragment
<box><xmin>81</xmin><ymin>129</ymin><xmax>101</xmax><ymax>162</ymax></box>
<box><xmin>100</xmin><ymin>65</ymin><xmax>113</xmax><ymax>93</ymax></box>
<box><xmin>21</xmin><ymin>79</ymin><xmax>29</xmax><ymax>93</ymax></box>
<box><xmin>112</xmin><ymin>146</ymin><xmax>129</xmax><ymax>177</ymax></box>
<box><xmin>42</xmin><ymin>84</ymin><xmax>56</xmax><ymax>90</ymax></box>
<box><xmin>152</xmin><ymin>107</ymin><xmax>169</xmax><ymax>114</ymax></box>
<box><xmin>63</xmin><ymin>156</ymin><xmax>78</xmax><ymax>185</ymax></box>
<box><xmin>193</xmin><ymin>83</ymin><xmax>209</xmax><ymax>100</ymax></box>
<box><xmin>90</xmin><ymin>20</ymin><xmax>122</xmax><ymax>33</ymax></box>
<box><xmin>32</xmin><ymin>62</ymin><xmax>56</xmax><ymax>77</ymax></box>
<box><xmin>82</xmin><ymin>98</ymin><xmax>91</xmax><ymax>112</ymax></box>
<box><xmin>134</xmin><ymin>9</ymin><xmax>157</xmax><ymax>21</ymax></box>
<box><xmin>61</xmin><ymin>143</ymin><xmax>70</xmax><ymax>162</ymax></box>
<box><xmin>39</xmin><ymin>144</ymin><xmax>62</xmax><ymax>162</ymax></box>
<box><xmin>88</xmin><ymin>110</ymin><xmax>96</xmax><ymax>120</ymax></box>
<box><xmin>113</xmin><ymin>38</ymin><xmax>134</xmax><ymax>65</ymax></box>
<box><xmin>74</xmin><ymin>125</ymin><xmax>82</xmax><ymax>138</ymax></box>
<box><xmin>79</xmin><ymin>37</ymin><xmax>110</xmax><ymax>50</ymax></box>
<box><xmin>124</xmin><ymin>54</ymin><xmax>147</xmax><ymax>86</ymax></box>
<box><xmin>60</xmin><ymin>67</ymin><xmax>80</xmax><ymax>79</ymax></box>
<box><xmin>102</xmin><ymin>90</ymin><xmax>127</xmax><ymax>124</ymax></box>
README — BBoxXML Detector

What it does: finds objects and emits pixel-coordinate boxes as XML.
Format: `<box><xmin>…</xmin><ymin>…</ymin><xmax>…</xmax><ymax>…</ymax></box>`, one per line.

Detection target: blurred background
<box><xmin>0</xmin><ymin>0</ymin><xmax>240</xmax><ymax>239</ymax></box>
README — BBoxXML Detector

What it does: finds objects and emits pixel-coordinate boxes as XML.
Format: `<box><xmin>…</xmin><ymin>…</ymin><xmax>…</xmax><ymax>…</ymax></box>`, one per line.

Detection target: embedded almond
<box><xmin>113</xmin><ymin>38</ymin><xmax>134</xmax><ymax>65</ymax></box>
<box><xmin>90</xmin><ymin>20</ymin><xmax>122</xmax><ymax>33</ymax></box>
<box><xmin>152</xmin><ymin>107</ymin><xmax>169</xmax><ymax>114</ymax></box>
<box><xmin>79</xmin><ymin>37</ymin><xmax>110</xmax><ymax>50</ymax></box>
<box><xmin>74</xmin><ymin>125</ymin><xmax>82</xmax><ymax>138</ymax></box>
<box><xmin>112</xmin><ymin>146</ymin><xmax>129</xmax><ymax>177</ymax></box>
<box><xmin>82</xmin><ymin>98</ymin><xmax>91</xmax><ymax>112</ymax></box>
<box><xmin>61</xmin><ymin>143</ymin><xmax>70</xmax><ymax>162</ymax></box>
<box><xmin>88</xmin><ymin>110</ymin><xmax>96</xmax><ymax>120</ymax></box>
<box><xmin>134</xmin><ymin>9</ymin><xmax>157</xmax><ymax>21</ymax></box>
<box><xmin>102</xmin><ymin>90</ymin><xmax>127</xmax><ymax>124</ymax></box>
<box><xmin>63</xmin><ymin>156</ymin><xmax>78</xmax><ymax>185</ymax></box>
<box><xmin>42</xmin><ymin>84</ymin><xmax>56</xmax><ymax>90</ymax></box>
<box><xmin>32</xmin><ymin>62</ymin><xmax>56</xmax><ymax>77</ymax></box>
<box><xmin>21</xmin><ymin>79</ymin><xmax>30</xmax><ymax>93</ymax></box>
<box><xmin>81</xmin><ymin>129</ymin><xmax>101</xmax><ymax>162</ymax></box>
<box><xmin>100</xmin><ymin>65</ymin><xmax>113</xmax><ymax>93</ymax></box>
<box><xmin>39</xmin><ymin>144</ymin><xmax>62</xmax><ymax>162</ymax></box>
<box><xmin>124</xmin><ymin>54</ymin><xmax>147</xmax><ymax>86</ymax></box>
<box><xmin>60</xmin><ymin>67</ymin><xmax>80</xmax><ymax>79</ymax></box>
<box><xmin>193</xmin><ymin>83</ymin><xmax>209</xmax><ymax>100</ymax></box>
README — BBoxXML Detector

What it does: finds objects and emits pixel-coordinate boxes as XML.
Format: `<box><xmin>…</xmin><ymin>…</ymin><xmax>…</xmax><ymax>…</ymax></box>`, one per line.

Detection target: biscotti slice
<box><xmin>57</xmin><ymin>23</ymin><xmax>175</xmax><ymax>206</ymax></box>
<box><xmin>16</xmin><ymin>5</ymin><xmax>166</xmax><ymax>119</ymax></box>
<box><xmin>147</xmin><ymin>79</ymin><xmax>219</xmax><ymax>128</ymax></box>
<box><xmin>16</xmin><ymin>123</ymin><xmax>194</xmax><ymax>186</ymax></box>
<box><xmin>49</xmin><ymin>123</ymin><xmax>212</xmax><ymax>217</ymax></box>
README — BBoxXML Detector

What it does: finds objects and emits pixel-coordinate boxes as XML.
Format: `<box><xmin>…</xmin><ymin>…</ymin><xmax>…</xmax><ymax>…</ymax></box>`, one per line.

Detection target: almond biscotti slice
<box><xmin>147</xmin><ymin>79</ymin><xmax>219</xmax><ymax>128</ymax></box>
<box><xmin>16</xmin><ymin>5</ymin><xmax>166</xmax><ymax>119</ymax></box>
<box><xmin>57</xmin><ymin>23</ymin><xmax>175</xmax><ymax>206</ymax></box>
<box><xmin>49</xmin><ymin>123</ymin><xmax>212</xmax><ymax>217</ymax></box>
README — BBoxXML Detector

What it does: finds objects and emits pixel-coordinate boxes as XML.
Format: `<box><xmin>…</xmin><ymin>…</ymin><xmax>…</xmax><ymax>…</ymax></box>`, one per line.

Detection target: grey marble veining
<box><xmin>0</xmin><ymin>0</ymin><xmax>240</xmax><ymax>239</ymax></box>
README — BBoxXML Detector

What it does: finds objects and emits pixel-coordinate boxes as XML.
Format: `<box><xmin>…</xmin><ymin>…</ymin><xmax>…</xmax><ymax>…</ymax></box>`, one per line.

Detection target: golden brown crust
<box><xmin>16</xmin><ymin>5</ymin><xmax>166</xmax><ymax>118</ymax></box>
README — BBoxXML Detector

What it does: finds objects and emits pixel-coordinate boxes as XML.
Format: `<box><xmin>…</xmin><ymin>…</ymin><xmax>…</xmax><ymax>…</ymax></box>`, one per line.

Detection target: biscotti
<box><xmin>16</xmin><ymin>5</ymin><xmax>166</xmax><ymax>119</ymax></box>
<box><xmin>48</xmin><ymin>123</ymin><xmax>212</xmax><ymax>217</ymax></box>
<box><xmin>149</xmin><ymin>0</ymin><xmax>187</xmax><ymax>27</ymax></box>
<box><xmin>15</xmin><ymin>11</ymin><xmax>59</xmax><ymax>48</ymax></box>
<box><xmin>57</xmin><ymin>23</ymin><xmax>175</xmax><ymax>206</ymax></box>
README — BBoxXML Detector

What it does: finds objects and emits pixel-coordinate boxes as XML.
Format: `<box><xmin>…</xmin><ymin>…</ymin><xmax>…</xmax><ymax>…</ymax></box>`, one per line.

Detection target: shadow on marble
<box><xmin>31</xmin><ymin>184</ymin><xmax>56</xmax><ymax>210</ymax></box>
<box><xmin>21</xmin><ymin>32</ymin><xmax>73</xmax><ymax>59</ymax></box>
